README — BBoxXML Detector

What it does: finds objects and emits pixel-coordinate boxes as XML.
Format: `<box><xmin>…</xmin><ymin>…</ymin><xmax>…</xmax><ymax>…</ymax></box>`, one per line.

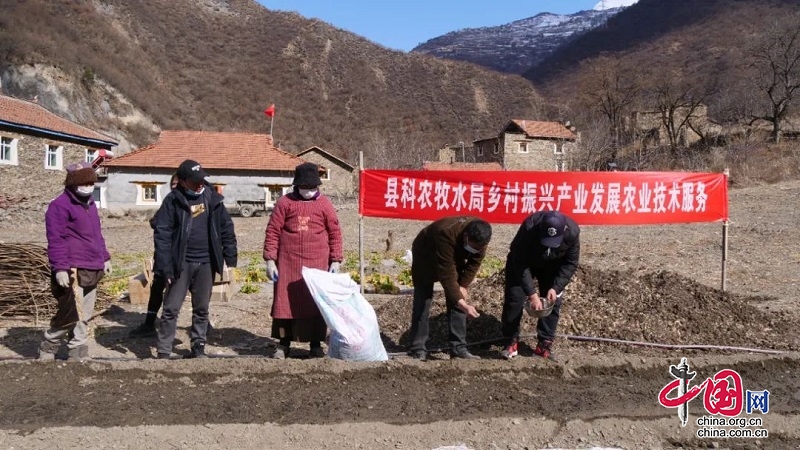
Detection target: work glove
<box><xmin>104</xmin><ymin>260</ymin><xmax>113</xmax><ymax>276</ymax></box>
<box><xmin>329</xmin><ymin>262</ymin><xmax>341</xmax><ymax>273</ymax></box>
<box><xmin>55</xmin><ymin>271</ymin><xmax>70</xmax><ymax>288</ymax></box>
<box><xmin>266</xmin><ymin>260</ymin><xmax>279</xmax><ymax>282</ymax></box>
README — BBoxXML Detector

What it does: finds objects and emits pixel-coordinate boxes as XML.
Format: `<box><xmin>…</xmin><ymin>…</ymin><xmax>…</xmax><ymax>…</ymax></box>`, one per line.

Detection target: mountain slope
<box><xmin>525</xmin><ymin>0</ymin><xmax>800</xmax><ymax>85</ymax></box>
<box><xmin>527</xmin><ymin>0</ymin><xmax>800</xmax><ymax>124</ymax></box>
<box><xmin>0</xmin><ymin>0</ymin><xmax>545</xmax><ymax>164</ymax></box>
<box><xmin>411</xmin><ymin>8</ymin><xmax>628</xmax><ymax>75</ymax></box>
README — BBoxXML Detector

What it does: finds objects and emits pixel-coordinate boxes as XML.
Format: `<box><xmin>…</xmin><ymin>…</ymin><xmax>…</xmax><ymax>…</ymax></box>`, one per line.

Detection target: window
<box><xmin>556</xmin><ymin>159</ymin><xmax>566</xmax><ymax>172</ymax></box>
<box><xmin>322</xmin><ymin>168</ymin><xmax>331</xmax><ymax>180</ymax></box>
<box><xmin>493</xmin><ymin>143</ymin><xmax>500</xmax><ymax>154</ymax></box>
<box><xmin>142</xmin><ymin>185</ymin><xmax>157</xmax><ymax>201</ymax></box>
<box><xmin>263</xmin><ymin>185</ymin><xmax>288</xmax><ymax>205</ymax></box>
<box><xmin>45</xmin><ymin>145</ymin><xmax>63</xmax><ymax>170</ymax></box>
<box><xmin>518</xmin><ymin>142</ymin><xmax>528</xmax><ymax>153</ymax></box>
<box><xmin>134</xmin><ymin>182</ymin><xmax>164</xmax><ymax>205</ymax></box>
<box><xmin>0</xmin><ymin>137</ymin><xmax>18</xmax><ymax>166</ymax></box>
<box><xmin>85</xmin><ymin>149</ymin><xmax>98</xmax><ymax>164</ymax></box>
<box><xmin>554</xmin><ymin>142</ymin><xmax>564</xmax><ymax>155</ymax></box>
<box><xmin>477</xmin><ymin>145</ymin><xmax>484</xmax><ymax>157</ymax></box>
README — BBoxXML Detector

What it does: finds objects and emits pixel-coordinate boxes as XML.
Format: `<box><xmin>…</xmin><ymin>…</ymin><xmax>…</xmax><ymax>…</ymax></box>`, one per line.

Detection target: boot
<box><xmin>37</xmin><ymin>341</ymin><xmax>60</xmax><ymax>360</ymax></box>
<box><xmin>271</xmin><ymin>344</ymin><xmax>288</xmax><ymax>359</ymax></box>
<box><xmin>309</xmin><ymin>342</ymin><xmax>325</xmax><ymax>358</ymax></box>
<box><xmin>534</xmin><ymin>339</ymin><xmax>557</xmax><ymax>361</ymax></box>
<box><xmin>450</xmin><ymin>348</ymin><xmax>481</xmax><ymax>360</ymax></box>
<box><xmin>184</xmin><ymin>343</ymin><xmax>208</xmax><ymax>359</ymax></box>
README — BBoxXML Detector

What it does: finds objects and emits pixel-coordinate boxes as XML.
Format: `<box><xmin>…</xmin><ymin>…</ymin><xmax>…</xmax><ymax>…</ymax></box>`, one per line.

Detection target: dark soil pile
<box><xmin>375</xmin><ymin>265</ymin><xmax>796</xmax><ymax>352</ymax></box>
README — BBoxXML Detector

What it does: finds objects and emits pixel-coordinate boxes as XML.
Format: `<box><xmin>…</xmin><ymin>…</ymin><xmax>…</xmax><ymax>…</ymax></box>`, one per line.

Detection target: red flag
<box><xmin>264</xmin><ymin>104</ymin><xmax>275</xmax><ymax>117</ymax></box>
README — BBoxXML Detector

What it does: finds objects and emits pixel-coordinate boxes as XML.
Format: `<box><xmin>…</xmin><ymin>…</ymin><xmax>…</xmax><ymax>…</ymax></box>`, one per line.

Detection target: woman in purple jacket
<box><xmin>40</xmin><ymin>162</ymin><xmax>112</xmax><ymax>361</ymax></box>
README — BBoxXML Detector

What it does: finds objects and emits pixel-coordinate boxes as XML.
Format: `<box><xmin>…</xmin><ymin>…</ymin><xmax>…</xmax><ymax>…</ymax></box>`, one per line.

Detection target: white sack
<box><xmin>302</xmin><ymin>267</ymin><xmax>389</xmax><ymax>362</ymax></box>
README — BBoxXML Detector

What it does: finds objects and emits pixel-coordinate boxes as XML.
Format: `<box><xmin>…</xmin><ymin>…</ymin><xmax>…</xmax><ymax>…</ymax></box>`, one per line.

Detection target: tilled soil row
<box><xmin>1</xmin><ymin>355</ymin><xmax>797</xmax><ymax>431</ymax></box>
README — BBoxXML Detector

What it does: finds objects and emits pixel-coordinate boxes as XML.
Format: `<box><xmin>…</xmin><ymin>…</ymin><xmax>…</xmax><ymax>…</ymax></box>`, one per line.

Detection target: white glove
<box><xmin>104</xmin><ymin>260</ymin><xmax>113</xmax><ymax>276</ymax></box>
<box><xmin>55</xmin><ymin>271</ymin><xmax>70</xmax><ymax>288</ymax></box>
<box><xmin>329</xmin><ymin>262</ymin><xmax>341</xmax><ymax>273</ymax></box>
<box><xmin>266</xmin><ymin>260</ymin><xmax>279</xmax><ymax>282</ymax></box>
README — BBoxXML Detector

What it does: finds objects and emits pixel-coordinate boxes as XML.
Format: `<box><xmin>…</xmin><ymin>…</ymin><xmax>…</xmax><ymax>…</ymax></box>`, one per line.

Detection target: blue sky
<box><xmin>256</xmin><ymin>1</ymin><xmax>605</xmax><ymax>52</ymax></box>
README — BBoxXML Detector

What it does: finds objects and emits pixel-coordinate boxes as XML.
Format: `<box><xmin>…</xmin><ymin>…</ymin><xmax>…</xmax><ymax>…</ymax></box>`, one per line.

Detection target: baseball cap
<box><xmin>538</xmin><ymin>211</ymin><xmax>567</xmax><ymax>248</ymax></box>
<box><xmin>176</xmin><ymin>159</ymin><xmax>208</xmax><ymax>183</ymax></box>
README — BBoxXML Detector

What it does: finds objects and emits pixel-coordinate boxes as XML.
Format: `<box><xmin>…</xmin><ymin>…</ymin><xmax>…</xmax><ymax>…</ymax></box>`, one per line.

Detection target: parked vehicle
<box><xmin>236</xmin><ymin>200</ymin><xmax>270</xmax><ymax>218</ymax></box>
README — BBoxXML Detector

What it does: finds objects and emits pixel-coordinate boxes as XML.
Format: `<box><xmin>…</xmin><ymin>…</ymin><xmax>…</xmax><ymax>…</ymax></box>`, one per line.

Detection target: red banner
<box><xmin>359</xmin><ymin>170</ymin><xmax>728</xmax><ymax>225</ymax></box>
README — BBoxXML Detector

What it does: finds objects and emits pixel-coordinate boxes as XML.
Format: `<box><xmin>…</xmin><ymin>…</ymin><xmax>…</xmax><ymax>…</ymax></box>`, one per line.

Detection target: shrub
<box><xmin>239</xmin><ymin>283</ymin><xmax>260</xmax><ymax>294</ymax></box>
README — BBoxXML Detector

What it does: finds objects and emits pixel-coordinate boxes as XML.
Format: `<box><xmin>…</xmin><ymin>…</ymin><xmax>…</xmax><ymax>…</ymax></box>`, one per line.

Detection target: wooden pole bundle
<box><xmin>0</xmin><ymin>243</ymin><xmax>54</xmax><ymax>320</ymax></box>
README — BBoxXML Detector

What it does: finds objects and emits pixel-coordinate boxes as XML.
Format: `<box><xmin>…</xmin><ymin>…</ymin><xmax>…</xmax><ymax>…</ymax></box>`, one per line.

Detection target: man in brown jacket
<box><xmin>407</xmin><ymin>216</ymin><xmax>492</xmax><ymax>361</ymax></box>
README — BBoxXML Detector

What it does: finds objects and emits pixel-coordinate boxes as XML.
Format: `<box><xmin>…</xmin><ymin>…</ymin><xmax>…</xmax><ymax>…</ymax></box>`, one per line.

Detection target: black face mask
<box><xmin>541</xmin><ymin>247</ymin><xmax>558</xmax><ymax>260</ymax></box>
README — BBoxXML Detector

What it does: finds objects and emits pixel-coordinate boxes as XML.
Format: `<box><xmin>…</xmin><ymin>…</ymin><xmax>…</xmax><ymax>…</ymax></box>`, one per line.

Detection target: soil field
<box><xmin>1</xmin><ymin>179</ymin><xmax>799</xmax><ymax>449</ymax></box>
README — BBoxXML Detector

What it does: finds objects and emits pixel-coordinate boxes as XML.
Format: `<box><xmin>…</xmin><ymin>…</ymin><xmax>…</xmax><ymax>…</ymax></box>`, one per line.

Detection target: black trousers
<box><xmin>501</xmin><ymin>277</ymin><xmax>563</xmax><ymax>345</ymax></box>
<box><xmin>157</xmin><ymin>262</ymin><xmax>213</xmax><ymax>354</ymax></box>
<box><xmin>145</xmin><ymin>274</ymin><xmax>167</xmax><ymax>320</ymax></box>
<box><xmin>408</xmin><ymin>282</ymin><xmax>468</xmax><ymax>353</ymax></box>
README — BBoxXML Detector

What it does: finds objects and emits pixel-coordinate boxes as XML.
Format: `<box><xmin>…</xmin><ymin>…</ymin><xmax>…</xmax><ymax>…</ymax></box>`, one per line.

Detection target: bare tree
<box><xmin>578</xmin><ymin>56</ymin><xmax>640</xmax><ymax>149</ymax></box>
<box><xmin>360</xmin><ymin>130</ymin><xmax>433</xmax><ymax>169</ymax></box>
<box><xmin>649</xmin><ymin>71</ymin><xmax>715</xmax><ymax>154</ymax></box>
<box><xmin>749</xmin><ymin>17</ymin><xmax>800</xmax><ymax>143</ymax></box>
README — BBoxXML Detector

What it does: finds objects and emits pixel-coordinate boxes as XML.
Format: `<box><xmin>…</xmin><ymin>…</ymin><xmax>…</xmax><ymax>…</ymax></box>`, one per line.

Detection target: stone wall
<box><xmin>501</xmin><ymin>133</ymin><xmax>573</xmax><ymax>171</ymax></box>
<box><xmin>0</xmin><ymin>129</ymin><xmax>99</xmax><ymax>202</ymax></box>
<box><xmin>471</xmin><ymin>138</ymin><xmax>504</xmax><ymax>166</ymax></box>
<box><xmin>298</xmin><ymin>151</ymin><xmax>356</xmax><ymax>197</ymax></box>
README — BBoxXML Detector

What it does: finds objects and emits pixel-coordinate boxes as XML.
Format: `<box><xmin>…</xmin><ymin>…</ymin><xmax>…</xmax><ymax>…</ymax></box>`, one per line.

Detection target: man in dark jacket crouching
<box><xmin>501</xmin><ymin>211</ymin><xmax>580</xmax><ymax>361</ymax></box>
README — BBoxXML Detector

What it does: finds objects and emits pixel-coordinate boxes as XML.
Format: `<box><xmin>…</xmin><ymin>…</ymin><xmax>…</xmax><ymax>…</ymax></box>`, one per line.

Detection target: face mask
<box><xmin>184</xmin><ymin>186</ymin><xmax>204</xmax><ymax>198</ymax></box>
<box><xmin>75</xmin><ymin>186</ymin><xmax>94</xmax><ymax>196</ymax></box>
<box><xmin>464</xmin><ymin>244</ymin><xmax>480</xmax><ymax>255</ymax></box>
<box><xmin>542</xmin><ymin>247</ymin><xmax>558</xmax><ymax>260</ymax></box>
<box><xmin>299</xmin><ymin>188</ymin><xmax>318</xmax><ymax>199</ymax></box>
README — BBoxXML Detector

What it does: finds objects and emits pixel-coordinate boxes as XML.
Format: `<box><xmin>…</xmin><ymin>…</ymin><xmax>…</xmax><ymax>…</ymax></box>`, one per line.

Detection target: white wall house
<box><xmin>101</xmin><ymin>130</ymin><xmax>308</xmax><ymax>215</ymax></box>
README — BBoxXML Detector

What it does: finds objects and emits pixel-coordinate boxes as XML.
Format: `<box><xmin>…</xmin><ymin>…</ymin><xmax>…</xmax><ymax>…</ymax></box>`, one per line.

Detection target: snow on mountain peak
<box><xmin>593</xmin><ymin>0</ymin><xmax>638</xmax><ymax>11</ymax></box>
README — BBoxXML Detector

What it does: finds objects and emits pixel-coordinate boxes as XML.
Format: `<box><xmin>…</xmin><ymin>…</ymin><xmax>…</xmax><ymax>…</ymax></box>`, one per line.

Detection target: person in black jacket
<box><xmin>129</xmin><ymin>173</ymin><xmax>179</xmax><ymax>338</ymax></box>
<box><xmin>501</xmin><ymin>211</ymin><xmax>580</xmax><ymax>361</ymax></box>
<box><xmin>152</xmin><ymin>160</ymin><xmax>237</xmax><ymax>359</ymax></box>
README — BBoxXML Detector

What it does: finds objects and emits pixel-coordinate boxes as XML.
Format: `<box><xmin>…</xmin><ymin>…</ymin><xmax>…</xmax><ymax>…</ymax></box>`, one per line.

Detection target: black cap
<box><xmin>539</xmin><ymin>211</ymin><xmax>567</xmax><ymax>248</ymax></box>
<box><xmin>176</xmin><ymin>159</ymin><xmax>208</xmax><ymax>183</ymax></box>
<box><xmin>292</xmin><ymin>162</ymin><xmax>322</xmax><ymax>187</ymax></box>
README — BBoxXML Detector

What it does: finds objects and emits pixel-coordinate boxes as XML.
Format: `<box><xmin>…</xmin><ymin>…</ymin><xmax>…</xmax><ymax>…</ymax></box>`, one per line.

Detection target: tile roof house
<box><xmin>448</xmin><ymin>119</ymin><xmax>578</xmax><ymax>171</ymax></box>
<box><xmin>101</xmin><ymin>130</ymin><xmax>308</xmax><ymax>214</ymax></box>
<box><xmin>0</xmin><ymin>92</ymin><xmax>118</xmax><ymax>205</ymax></box>
<box><xmin>295</xmin><ymin>146</ymin><xmax>356</xmax><ymax>198</ymax></box>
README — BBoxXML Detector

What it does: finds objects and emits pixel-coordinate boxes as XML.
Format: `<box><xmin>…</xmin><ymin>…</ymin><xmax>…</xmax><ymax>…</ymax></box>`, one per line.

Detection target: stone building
<box><xmin>296</xmin><ymin>146</ymin><xmax>356</xmax><ymax>198</ymax></box>
<box><xmin>626</xmin><ymin>104</ymin><xmax>722</xmax><ymax>148</ymax></box>
<box><xmin>101</xmin><ymin>130</ymin><xmax>307</xmax><ymax>215</ymax></box>
<box><xmin>441</xmin><ymin>119</ymin><xmax>578</xmax><ymax>171</ymax></box>
<box><xmin>0</xmin><ymin>93</ymin><xmax>118</xmax><ymax>206</ymax></box>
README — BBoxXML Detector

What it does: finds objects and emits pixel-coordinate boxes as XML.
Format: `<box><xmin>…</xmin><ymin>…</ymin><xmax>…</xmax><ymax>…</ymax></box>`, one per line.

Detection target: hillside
<box><xmin>0</xmin><ymin>0</ymin><xmax>545</xmax><ymax>166</ymax></box>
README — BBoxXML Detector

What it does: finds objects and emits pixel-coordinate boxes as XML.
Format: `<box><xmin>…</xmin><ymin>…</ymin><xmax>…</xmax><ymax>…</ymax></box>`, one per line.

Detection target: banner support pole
<box><xmin>721</xmin><ymin>168</ymin><xmax>730</xmax><ymax>292</ymax></box>
<box><xmin>358</xmin><ymin>151</ymin><xmax>365</xmax><ymax>294</ymax></box>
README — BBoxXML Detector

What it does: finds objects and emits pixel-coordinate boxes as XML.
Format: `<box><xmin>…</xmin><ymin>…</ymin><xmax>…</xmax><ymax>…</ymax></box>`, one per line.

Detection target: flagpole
<box><xmin>359</xmin><ymin>151</ymin><xmax>365</xmax><ymax>294</ymax></box>
<box><xmin>270</xmin><ymin>115</ymin><xmax>274</xmax><ymax>136</ymax></box>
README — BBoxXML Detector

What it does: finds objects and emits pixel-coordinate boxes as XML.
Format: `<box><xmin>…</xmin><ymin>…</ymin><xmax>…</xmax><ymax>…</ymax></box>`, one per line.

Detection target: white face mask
<box><xmin>184</xmin><ymin>186</ymin><xmax>205</xmax><ymax>198</ymax></box>
<box><xmin>75</xmin><ymin>186</ymin><xmax>94</xmax><ymax>196</ymax></box>
<box><xmin>299</xmin><ymin>188</ymin><xmax>318</xmax><ymax>199</ymax></box>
